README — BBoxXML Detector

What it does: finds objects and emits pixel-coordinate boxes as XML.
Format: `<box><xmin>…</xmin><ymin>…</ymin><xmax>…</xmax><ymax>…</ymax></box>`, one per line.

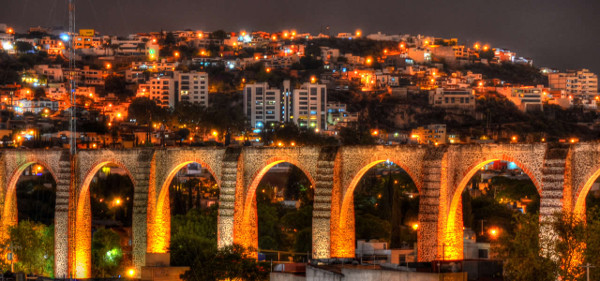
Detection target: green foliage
<box><xmin>89</xmin><ymin>172</ymin><xmax>133</xmax><ymax>225</ymax></box>
<box><xmin>7</xmin><ymin>221</ymin><xmax>54</xmax><ymax>276</ymax></box>
<box><xmin>259</xmin><ymin>122</ymin><xmax>337</xmax><ymax>146</ymax></box>
<box><xmin>552</xmin><ymin>212</ymin><xmax>586</xmax><ymax>281</ymax></box>
<box><xmin>181</xmin><ymin>244</ymin><xmax>269</xmax><ymax>281</ymax></box>
<box><xmin>16</xmin><ymin>174</ymin><xmax>56</xmax><ymax>226</ymax></box>
<box><xmin>356</xmin><ymin>214</ymin><xmax>391</xmax><ymax>241</ymax></box>
<box><xmin>91</xmin><ymin>228</ymin><xmax>123</xmax><ymax>278</ymax></box>
<box><xmin>462</xmin><ymin>62</ymin><xmax>547</xmax><ymax>85</ymax></box>
<box><xmin>104</xmin><ymin>75</ymin><xmax>134</xmax><ymax>100</ymax></box>
<box><xmin>128</xmin><ymin>97</ymin><xmax>169</xmax><ymax>125</ymax></box>
<box><xmin>493</xmin><ymin>214</ymin><xmax>556</xmax><ymax>281</ymax></box>
<box><xmin>170</xmin><ymin>234</ymin><xmax>216</xmax><ymax>267</ymax></box>
<box><xmin>171</xmin><ymin>207</ymin><xmax>218</xmax><ymax>242</ymax></box>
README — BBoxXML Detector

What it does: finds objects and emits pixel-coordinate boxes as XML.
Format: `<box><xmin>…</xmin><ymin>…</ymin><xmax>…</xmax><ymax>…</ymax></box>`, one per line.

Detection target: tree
<box><xmin>6</xmin><ymin>221</ymin><xmax>54</xmax><ymax>276</ymax></box>
<box><xmin>15</xmin><ymin>42</ymin><xmax>34</xmax><ymax>54</ymax></box>
<box><xmin>493</xmin><ymin>214</ymin><xmax>556</xmax><ymax>281</ymax></box>
<box><xmin>552</xmin><ymin>212</ymin><xmax>586</xmax><ymax>281</ymax></box>
<box><xmin>128</xmin><ymin>97</ymin><xmax>168</xmax><ymax>125</ymax></box>
<box><xmin>33</xmin><ymin>87</ymin><xmax>46</xmax><ymax>99</ymax></box>
<box><xmin>181</xmin><ymin>245</ymin><xmax>269</xmax><ymax>281</ymax></box>
<box><xmin>91</xmin><ymin>228</ymin><xmax>123</xmax><ymax>278</ymax></box>
<box><xmin>104</xmin><ymin>75</ymin><xmax>133</xmax><ymax>100</ymax></box>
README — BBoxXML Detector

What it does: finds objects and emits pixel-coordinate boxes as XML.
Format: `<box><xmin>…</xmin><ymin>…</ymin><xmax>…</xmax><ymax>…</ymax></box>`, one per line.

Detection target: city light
<box><xmin>488</xmin><ymin>227</ymin><xmax>500</xmax><ymax>239</ymax></box>
<box><xmin>355</xmin><ymin>29</ymin><xmax>362</xmax><ymax>37</ymax></box>
<box><xmin>114</xmin><ymin>198</ymin><xmax>122</xmax><ymax>206</ymax></box>
<box><xmin>127</xmin><ymin>268</ymin><xmax>135</xmax><ymax>278</ymax></box>
<box><xmin>412</xmin><ymin>223</ymin><xmax>419</xmax><ymax>231</ymax></box>
<box><xmin>310</xmin><ymin>76</ymin><xmax>316</xmax><ymax>83</ymax></box>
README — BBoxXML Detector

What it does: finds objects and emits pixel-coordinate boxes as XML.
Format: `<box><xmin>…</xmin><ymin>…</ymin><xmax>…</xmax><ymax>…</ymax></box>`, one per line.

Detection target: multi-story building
<box><xmin>176</xmin><ymin>71</ymin><xmax>208</xmax><ymax>107</ymax></box>
<box><xmin>428</xmin><ymin>88</ymin><xmax>476</xmax><ymax>111</ymax></box>
<box><xmin>73</xmin><ymin>29</ymin><xmax>103</xmax><ymax>49</ymax></box>
<box><xmin>327</xmin><ymin>103</ymin><xmax>359</xmax><ymax>129</ymax></box>
<box><xmin>292</xmin><ymin>83</ymin><xmax>327</xmax><ymax>131</ymax></box>
<box><xmin>497</xmin><ymin>86</ymin><xmax>543</xmax><ymax>112</ymax></box>
<box><xmin>548</xmin><ymin>69</ymin><xmax>598</xmax><ymax>97</ymax></box>
<box><xmin>143</xmin><ymin>71</ymin><xmax>209</xmax><ymax>108</ymax></box>
<box><xmin>34</xmin><ymin>65</ymin><xmax>64</xmax><ymax>82</ymax></box>
<box><xmin>76</xmin><ymin>66</ymin><xmax>107</xmax><ymax>86</ymax></box>
<box><xmin>410</xmin><ymin>124</ymin><xmax>447</xmax><ymax>145</ymax></box>
<box><xmin>243</xmin><ymin>81</ymin><xmax>328</xmax><ymax>132</ymax></box>
<box><xmin>243</xmin><ymin>82</ymin><xmax>282</xmax><ymax>131</ymax></box>
<box><xmin>147</xmin><ymin>75</ymin><xmax>176</xmax><ymax>108</ymax></box>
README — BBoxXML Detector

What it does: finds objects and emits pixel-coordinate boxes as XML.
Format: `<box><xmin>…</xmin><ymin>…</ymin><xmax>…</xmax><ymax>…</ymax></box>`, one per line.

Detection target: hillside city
<box><xmin>0</xmin><ymin>24</ymin><xmax>598</xmax><ymax>148</ymax></box>
<box><xmin>3</xmin><ymin>22</ymin><xmax>600</xmax><ymax>281</ymax></box>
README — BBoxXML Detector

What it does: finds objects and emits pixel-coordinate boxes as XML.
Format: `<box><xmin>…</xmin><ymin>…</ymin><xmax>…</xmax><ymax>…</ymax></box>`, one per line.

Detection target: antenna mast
<box><xmin>68</xmin><ymin>0</ymin><xmax>76</xmax><ymax>155</ymax></box>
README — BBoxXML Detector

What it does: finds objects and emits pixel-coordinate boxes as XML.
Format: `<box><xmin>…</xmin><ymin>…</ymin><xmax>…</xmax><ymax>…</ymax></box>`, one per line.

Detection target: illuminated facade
<box><xmin>0</xmin><ymin>143</ymin><xmax>599</xmax><ymax>278</ymax></box>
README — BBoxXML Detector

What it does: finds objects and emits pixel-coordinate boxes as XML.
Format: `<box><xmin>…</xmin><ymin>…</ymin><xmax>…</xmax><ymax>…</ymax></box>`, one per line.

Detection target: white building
<box><xmin>177</xmin><ymin>71</ymin><xmax>208</xmax><ymax>107</ymax></box>
<box><xmin>243</xmin><ymin>81</ymin><xmax>328</xmax><ymax>132</ymax></box>
<box><xmin>13</xmin><ymin>99</ymin><xmax>59</xmax><ymax>114</ymax></box>
<box><xmin>243</xmin><ymin>82</ymin><xmax>282</xmax><ymax>131</ymax></box>
<box><xmin>496</xmin><ymin>86</ymin><xmax>543</xmax><ymax>112</ymax></box>
<box><xmin>548</xmin><ymin>69</ymin><xmax>598</xmax><ymax>97</ymax></box>
<box><xmin>292</xmin><ymin>83</ymin><xmax>327</xmax><ymax>131</ymax></box>
<box><xmin>143</xmin><ymin>71</ymin><xmax>209</xmax><ymax>108</ymax></box>
<box><xmin>429</xmin><ymin>88</ymin><xmax>476</xmax><ymax>111</ymax></box>
<box><xmin>34</xmin><ymin>65</ymin><xmax>64</xmax><ymax>82</ymax></box>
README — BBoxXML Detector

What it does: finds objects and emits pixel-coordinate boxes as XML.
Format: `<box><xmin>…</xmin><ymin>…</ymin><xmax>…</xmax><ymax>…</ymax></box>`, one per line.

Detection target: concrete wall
<box><xmin>304</xmin><ymin>266</ymin><xmax>467</xmax><ymax>281</ymax></box>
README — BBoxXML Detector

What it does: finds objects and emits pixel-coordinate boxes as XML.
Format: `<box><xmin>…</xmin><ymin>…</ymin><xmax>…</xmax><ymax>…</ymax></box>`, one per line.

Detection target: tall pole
<box><xmin>68</xmin><ymin>0</ymin><xmax>77</xmax><ymax>155</ymax></box>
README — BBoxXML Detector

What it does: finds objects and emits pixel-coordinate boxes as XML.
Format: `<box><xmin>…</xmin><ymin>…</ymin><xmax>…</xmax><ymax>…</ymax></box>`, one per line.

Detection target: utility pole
<box><xmin>579</xmin><ymin>263</ymin><xmax>596</xmax><ymax>281</ymax></box>
<box><xmin>68</xmin><ymin>0</ymin><xmax>77</xmax><ymax>155</ymax></box>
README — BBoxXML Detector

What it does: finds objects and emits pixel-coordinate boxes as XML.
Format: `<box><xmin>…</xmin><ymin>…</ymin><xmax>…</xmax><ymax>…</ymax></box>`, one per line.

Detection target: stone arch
<box><xmin>444</xmin><ymin>156</ymin><xmax>541</xmax><ymax>260</ymax></box>
<box><xmin>74</xmin><ymin>160</ymin><xmax>136</xmax><ymax>279</ymax></box>
<box><xmin>339</xmin><ymin>159</ymin><xmax>421</xmax><ymax>230</ymax></box>
<box><xmin>147</xmin><ymin>160</ymin><xmax>220</xmax><ymax>254</ymax></box>
<box><xmin>573</xmin><ymin>167</ymin><xmax>600</xmax><ymax>218</ymax></box>
<box><xmin>2</xmin><ymin>159</ymin><xmax>59</xmax><ymax>233</ymax></box>
<box><xmin>333</xmin><ymin>158</ymin><xmax>421</xmax><ymax>258</ymax></box>
<box><xmin>237</xmin><ymin>157</ymin><xmax>317</xmax><ymax>251</ymax></box>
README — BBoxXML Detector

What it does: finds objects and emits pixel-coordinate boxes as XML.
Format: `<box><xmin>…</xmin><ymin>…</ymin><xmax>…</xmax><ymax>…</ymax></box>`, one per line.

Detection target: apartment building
<box><xmin>243</xmin><ymin>81</ymin><xmax>328</xmax><ymax>132</ymax></box>
<box><xmin>292</xmin><ymin>83</ymin><xmax>327</xmax><ymax>131</ymax></box>
<box><xmin>177</xmin><ymin>71</ymin><xmax>208</xmax><ymax>107</ymax></box>
<box><xmin>428</xmin><ymin>88</ymin><xmax>476</xmax><ymax>111</ymax></box>
<box><xmin>143</xmin><ymin>71</ymin><xmax>209</xmax><ymax>108</ymax></box>
<box><xmin>548</xmin><ymin>69</ymin><xmax>598</xmax><ymax>97</ymax></box>
<box><xmin>243</xmin><ymin>82</ymin><xmax>282</xmax><ymax>131</ymax></box>
<box><xmin>496</xmin><ymin>86</ymin><xmax>543</xmax><ymax>112</ymax></box>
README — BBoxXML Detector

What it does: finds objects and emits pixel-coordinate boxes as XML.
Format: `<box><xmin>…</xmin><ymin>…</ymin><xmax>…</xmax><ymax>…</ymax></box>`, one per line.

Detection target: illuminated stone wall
<box><xmin>234</xmin><ymin>147</ymin><xmax>321</xmax><ymax>254</ymax></box>
<box><xmin>3</xmin><ymin>143</ymin><xmax>600</xmax><ymax>278</ymax></box>
<box><xmin>443</xmin><ymin>144</ymin><xmax>546</xmax><ymax>260</ymax></box>
<box><xmin>75</xmin><ymin>149</ymin><xmax>153</xmax><ymax>278</ymax></box>
<box><xmin>331</xmin><ymin>145</ymin><xmax>428</xmax><ymax>258</ymax></box>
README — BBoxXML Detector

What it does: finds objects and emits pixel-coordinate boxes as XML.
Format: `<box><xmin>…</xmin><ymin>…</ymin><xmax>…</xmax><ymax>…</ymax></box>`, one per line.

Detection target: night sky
<box><xmin>1</xmin><ymin>0</ymin><xmax>599</xmax><ymax>74</ymax></box>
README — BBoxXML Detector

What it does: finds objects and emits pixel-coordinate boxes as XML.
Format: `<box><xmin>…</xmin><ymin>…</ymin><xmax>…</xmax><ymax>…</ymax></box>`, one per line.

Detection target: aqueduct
<box><xmin>0</xmin><ymin>143</ymin><xmax>598</xmax><ymax>278</ymax></box>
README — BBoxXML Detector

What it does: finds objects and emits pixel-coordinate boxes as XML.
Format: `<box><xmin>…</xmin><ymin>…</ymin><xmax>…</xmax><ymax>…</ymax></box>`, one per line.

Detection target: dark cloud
<box><xmin>1</xmin><ymin>0</ymin><xmax>599</xmax><ymax>73</ymax></box>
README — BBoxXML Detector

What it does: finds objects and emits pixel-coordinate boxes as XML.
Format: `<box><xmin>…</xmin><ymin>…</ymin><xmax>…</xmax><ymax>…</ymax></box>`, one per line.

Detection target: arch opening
<box><xmin>242</xmin><ymin>161</ymin><xmax>315</xmax><ymax>262</ymax></box>
<box><xmin>445</xmin><ymin>159</ymin><xmax>540</xmax><ymax>260</ymax></box>
<box><xmin>75</xmin><ymin>162</ymin><xmax>135</xmax><ymax>279</ymax></box>
<box><xmin>2</xmin><ymin>162</ymin><xmax>57</xmax><ymax>277</ymax></box>
<box><xmin>334</xmin><ymin>160</ymin><xmax>419</xmax><ymax>260</ymax></box>
<box><xmin>574</xmin><ymin>170</ymin><xmax>600</xmax><ymax>220</ymax></box>
<box><xmin>151</xmin><ymin>161</ymin><xmax>219</xmax><ymax>267</ymax></box>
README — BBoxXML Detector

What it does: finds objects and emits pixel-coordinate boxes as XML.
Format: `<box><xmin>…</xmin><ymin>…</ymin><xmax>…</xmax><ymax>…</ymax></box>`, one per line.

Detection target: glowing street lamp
<box><xmin>412</xmin><ymin>223</ymin><xmax>419</xmax><ymax>231</ymax></box>
<box><xmin>355</xmin><ymin>29</ymin><xmax>362</xmax><ymax>37</ymax></box>
<box><xmin>127</xmin><ymin>268</ymin><xmax>136</xmax><ymax>278</ymax></box>
<box><xmin>488</xmin><ymin>227</ymin><xmax>500</xmax><ymax>239</ymax></box>
<box><xmin>310</xmin><ymin>76</ymin><xmax>317</xmax><ymax>83</ymax></box>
